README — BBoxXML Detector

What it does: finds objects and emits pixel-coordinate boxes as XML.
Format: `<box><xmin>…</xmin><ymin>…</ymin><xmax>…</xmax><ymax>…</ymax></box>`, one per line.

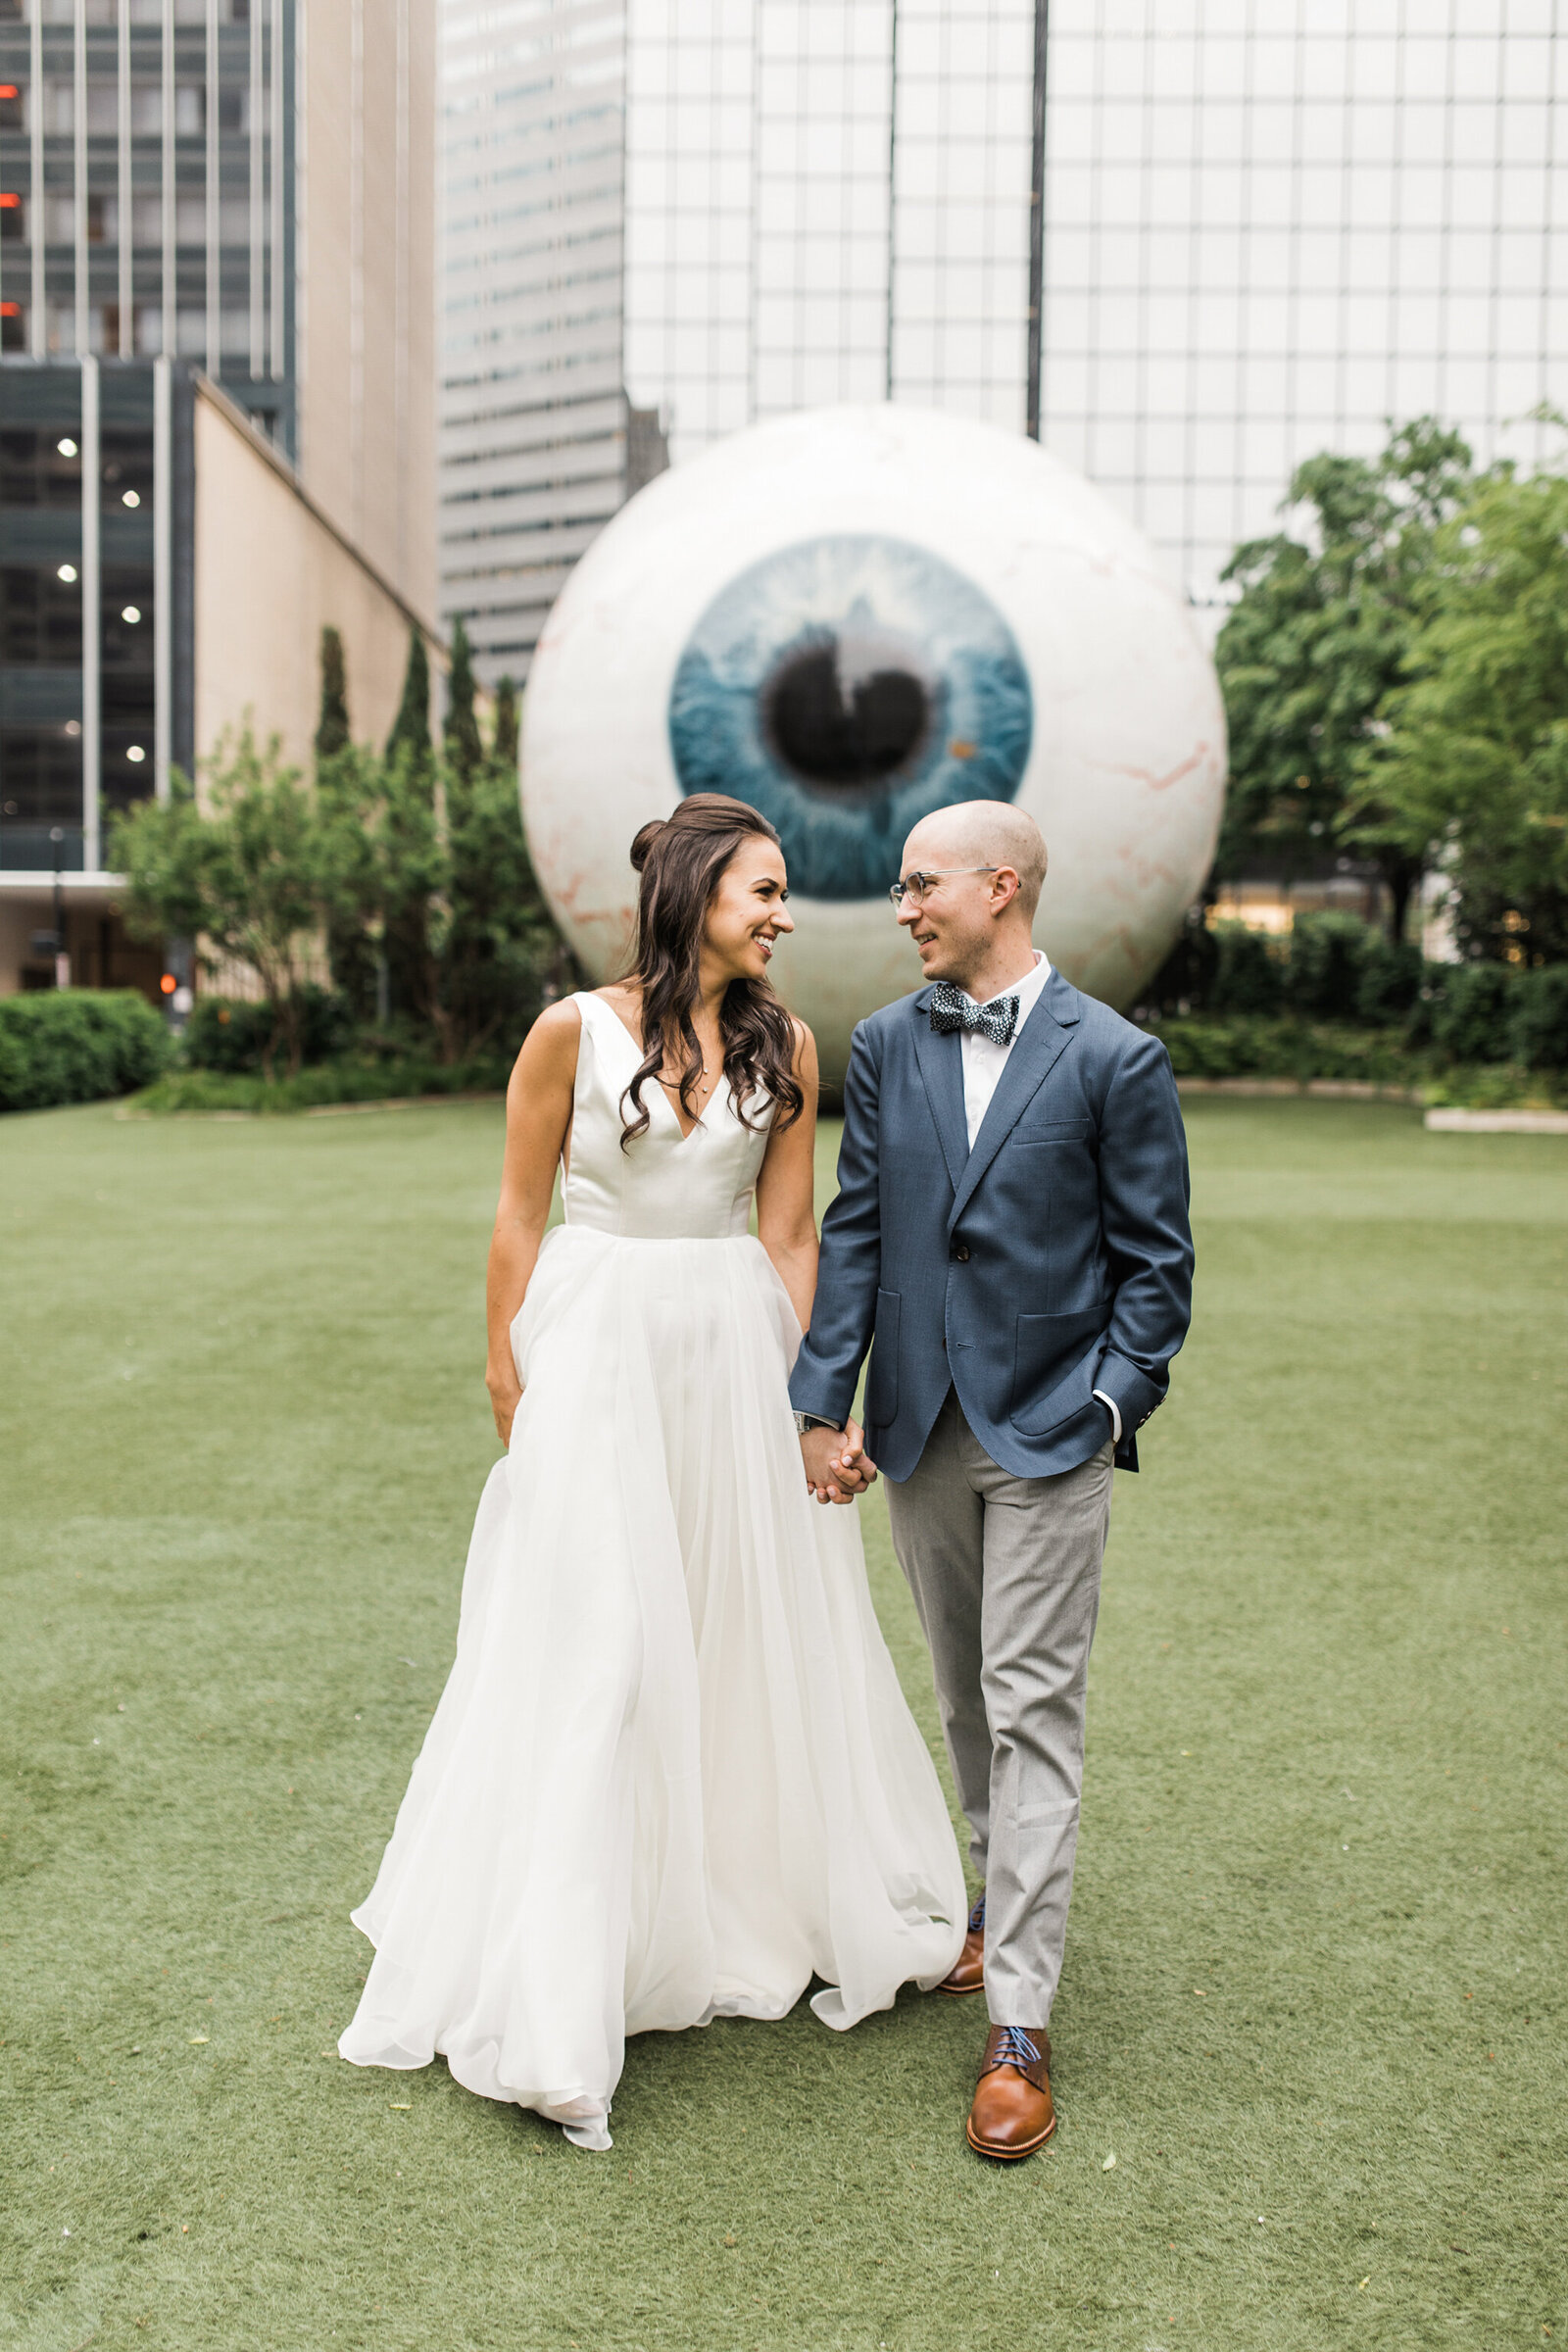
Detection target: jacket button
<box><xmin>952</xmin><ymin>1241</ymin><xmax>970</xmax><ymax>1262</ymax></box>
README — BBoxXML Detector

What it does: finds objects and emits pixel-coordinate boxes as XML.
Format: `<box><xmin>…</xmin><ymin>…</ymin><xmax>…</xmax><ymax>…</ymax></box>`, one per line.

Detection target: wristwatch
<box><xmin>793</xmin><ymin>1411</ymin><xmax>844</xmax><ymax>1435</ymax></box>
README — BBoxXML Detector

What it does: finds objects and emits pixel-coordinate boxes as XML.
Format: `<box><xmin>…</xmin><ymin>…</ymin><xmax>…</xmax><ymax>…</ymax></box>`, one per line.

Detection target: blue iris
<box><xmin>667</xmin><ymin>535</ymin><xmax>1033</xmax><ymax>901</ymax></box>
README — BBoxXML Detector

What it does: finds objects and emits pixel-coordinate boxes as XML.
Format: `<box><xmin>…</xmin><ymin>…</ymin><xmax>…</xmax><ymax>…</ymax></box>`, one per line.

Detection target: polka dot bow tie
<box><xmin>927</xmin><ymin>984</ymin><xmax>1020</xmax><ymax>1047</ymax></box>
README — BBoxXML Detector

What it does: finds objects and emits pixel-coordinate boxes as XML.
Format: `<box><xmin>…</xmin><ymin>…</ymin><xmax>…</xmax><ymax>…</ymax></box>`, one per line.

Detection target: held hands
<box><xmin>799</xmin><ymin>1419</ymin><xmax>878</xmax><ymax>1506</ymax></box>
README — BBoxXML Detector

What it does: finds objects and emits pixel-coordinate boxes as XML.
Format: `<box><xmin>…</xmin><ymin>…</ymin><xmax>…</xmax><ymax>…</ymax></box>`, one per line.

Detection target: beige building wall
<box><xmin>193</xmin><ymin>385</ymin><xmax>442</xmax><ymax>779</ymax></box>
<box><xmin>297</xmin><ymin>0</ymin><xmax>438</xmax><ymax>626</ymax></box>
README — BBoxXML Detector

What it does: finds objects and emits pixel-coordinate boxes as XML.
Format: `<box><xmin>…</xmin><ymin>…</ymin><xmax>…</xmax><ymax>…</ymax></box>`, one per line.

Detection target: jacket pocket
<box><xmin>1012</xmin><ymin>1118</ymin><xmax>1093</xmax><ymax>1146</ymax></box>
<box><xmin>865</xmin><ymin>1288</ymin><xmax>901</xmax><ymax>1426</ymax></box>
<box><xmin>1009</xmin><ymin>1305</ymin><xmax>1108</xmax><ymax>1435</ymax></box>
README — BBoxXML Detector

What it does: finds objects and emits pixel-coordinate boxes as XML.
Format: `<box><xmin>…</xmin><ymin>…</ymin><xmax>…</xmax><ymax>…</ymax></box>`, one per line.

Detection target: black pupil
<box><xmin>765</xmin><ymin>641</ymin><xmax>928</xmax><ymax>788</ymax></box>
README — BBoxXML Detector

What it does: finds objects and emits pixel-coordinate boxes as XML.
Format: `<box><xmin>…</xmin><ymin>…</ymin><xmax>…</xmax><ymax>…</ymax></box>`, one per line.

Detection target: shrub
<box><xmin>184</xmin><ymin>985</ymin><xmax>354</xmax><ymax>1074</ymax></box>
<box><xmin>1150</xmin><ymin>1013</ymin><xmax>1431</xmax><ymax>1088</ymax></box>
<box><xmin>0</xmin><ymin>990</ymin><xmax>172</xmax><ymax>1113</ymax></box>
<box><xmin>131</xmin><ymin>1049</ymin><xmax>514</xmax><ymax>1115</ymax></box>
<box><xmin>1136</xmin><ymin>908</ymin><xmax>1218</xmax><ymax>1016</ymax></box>
<box><xmin>1429</xmin><ymin>961</ymin><xmax>1516</xmax><ymax>1063</ymax></box>
<box><xmin>1508</xmin><ymin>964</ymin><xmax>1568</xmax><ymax>1069</ymax></box>
<box><xmin>1283</xmin><ymin>911</ymin><xmax>1374</xmax><ymax>1020</ymax></box>
<box><xmin>1208</xmin><ymin>922</ymin><xmax>1284</xmax><ymax>1015</ymax></box>
<box><xmin>1353</xmin><ymin>931</ymin><xmax>1425</xmax><ymax>1024</ymax></box>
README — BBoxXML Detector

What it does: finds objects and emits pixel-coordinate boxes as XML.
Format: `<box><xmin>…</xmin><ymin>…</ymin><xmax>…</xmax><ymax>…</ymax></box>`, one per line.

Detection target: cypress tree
<box><xmin>443</xmin><ymin>616</ymin><xmax>483</xmax><ymax>779</ymax></box>
<box><xmin>493</xmin><ymin>675</ymin><xmax>520</xmax><ymax>771</ymax></box>
<box><xmin>316</xmin><ymin>626</ymin><xmax>351</xmax><ymax>760</ymax></box>
<box><xmin>386</xmin><ymin>627</ymin><xmax>432</xmax><ymax>764</ymax></box>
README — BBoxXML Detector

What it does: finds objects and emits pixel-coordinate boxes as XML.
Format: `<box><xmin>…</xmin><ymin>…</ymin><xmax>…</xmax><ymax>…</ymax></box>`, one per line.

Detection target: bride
<box><xmin>339</xmin><ymin>793</ymin><xmax>965</xmax><ymax>2148</ymax></box>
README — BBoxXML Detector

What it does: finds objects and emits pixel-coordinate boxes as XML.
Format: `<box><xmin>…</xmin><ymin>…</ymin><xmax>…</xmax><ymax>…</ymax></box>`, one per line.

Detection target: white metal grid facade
<box><xmin>1040</xmin><ymin>0</ymin><xmax>1568</xmax><ymax>605</ymax></box>
<box><xmin>437</xmin><ymin>0</ymin><xmax>1568</xmax><ymax>672</ymax></box>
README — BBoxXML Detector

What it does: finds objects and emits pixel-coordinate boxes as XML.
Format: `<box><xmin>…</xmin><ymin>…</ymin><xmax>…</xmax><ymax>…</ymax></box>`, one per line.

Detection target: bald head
<box><xmin>902</xmin><ymin>802</ymin><xmax>1049</xmax><ymax>920</ymax></box>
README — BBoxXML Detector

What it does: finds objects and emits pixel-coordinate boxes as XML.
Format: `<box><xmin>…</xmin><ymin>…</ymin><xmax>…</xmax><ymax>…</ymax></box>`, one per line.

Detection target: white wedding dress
<box><xmin>339</xmin><ymin>990</ymin><xmax>965</xmax><ymax>2149</ymax></box>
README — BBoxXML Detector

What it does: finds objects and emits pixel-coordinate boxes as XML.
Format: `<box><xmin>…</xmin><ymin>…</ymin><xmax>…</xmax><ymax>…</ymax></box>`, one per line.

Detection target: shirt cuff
<box><xmin>1092</xmin><ymin>1389</ymin><xmax>1122</xmax><ymax>1444</ymax></box>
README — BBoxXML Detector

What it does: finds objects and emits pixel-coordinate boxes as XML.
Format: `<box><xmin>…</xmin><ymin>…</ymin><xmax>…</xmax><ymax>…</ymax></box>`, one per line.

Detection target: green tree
<box><xmin>1216</xmin><ymin>419</ymin><xmax>1474</xmax><ymax>940</ymax></box>
<box><xmin>111</xmin><ymin>733</ymin><xmax>333</xmax><ymax>1078</ymax></box>
<box><xmin>443</xmin><ymin>617</ymin><xmax>483</xmax><ymax>780</ymax></box>
<box><xmin>493</xmin><ymin>675</ymin><xmax>520</xmax><ymax>770</ymax></box>
<box><xmin>385</xmin><ymin>627</ymin><xmax>432</xmax><ymax>766</ymax></box>
<box><xmin>440</xmin><ymin>752</ymin><xmax>562</xmax><ymax>1056</ymax></box>
<box><xmin>376</xmin><ymin>627</ymin><xmax>440</xmax><ymax>1021</ymax></box>
<box><xmin>315</xmin><ymin>741</ymin><xmax>449</xmax><ymax>1045</ymax></box>
<box><xmin>314</xmin><ymin>628</ymin><xmax>372</xmax><ymax>1009</ymax></box>
<box><xmin>1353</xmin><ymin>461</ymin><xmax>1568</xmax><ymax>964</ymax></box>
<box><xmin>315</xmin><ymin>626</ymin><xmax>351</xmax><ymax>760</ymax></box>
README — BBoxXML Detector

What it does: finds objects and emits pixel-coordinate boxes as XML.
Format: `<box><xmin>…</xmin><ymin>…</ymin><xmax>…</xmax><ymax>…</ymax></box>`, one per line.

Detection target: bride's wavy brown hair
<box><xmin>618</xmin><ymin>795</ymin><xmax>806</xmax><ymax>1151</ymax></box>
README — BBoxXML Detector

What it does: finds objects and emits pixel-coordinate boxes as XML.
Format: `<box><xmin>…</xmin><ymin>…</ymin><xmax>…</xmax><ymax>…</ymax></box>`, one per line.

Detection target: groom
<box><xmin>791</xmin><ymin>801</ymin><xmax>1194</xmax><ymax>2161</ymax></box>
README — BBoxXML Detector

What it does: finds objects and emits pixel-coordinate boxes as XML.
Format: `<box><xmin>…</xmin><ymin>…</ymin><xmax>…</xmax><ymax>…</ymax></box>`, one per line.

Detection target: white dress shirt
<box><xmin>955</xmin><ymin>952</ymin><xmax>1124</xmax><ymax>1447</ymax></box>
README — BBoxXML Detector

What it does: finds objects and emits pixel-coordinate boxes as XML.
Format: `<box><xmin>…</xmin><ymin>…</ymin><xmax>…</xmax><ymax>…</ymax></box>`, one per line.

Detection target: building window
<box><xmin>2</xmin><ymin>565</ymin><xmax>84</xmax><ymax>667</ymax></box>
<box><xmin>100</xmin><ymin>428</ymin><xmax>154</xmax><ymax>510</ymax></box>
<box><xmin>0</xmin><ymin>426</ymin><xmax>83</xmax><ymax>510</ymax></box>
<box><xmin>0</xmin><ymin>729</ymin><xmax>85</xmax><ymax>873</ymax></box>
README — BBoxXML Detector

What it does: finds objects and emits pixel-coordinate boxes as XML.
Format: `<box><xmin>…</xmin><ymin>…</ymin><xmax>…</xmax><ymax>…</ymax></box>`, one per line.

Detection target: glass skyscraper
<box><xmin>0</xmin><ymin>0</ymin><xmax>289</xmax><ymax>432</ymax></box>
<box><xmin>0</xmin><ymin>0</ymin><xmax>435</xmax><ymax>900</ymax></box>
<box><xmin>440</xmin><ymin>0</ymin><xmax>1568</xmax><ymax>681</ymax></box>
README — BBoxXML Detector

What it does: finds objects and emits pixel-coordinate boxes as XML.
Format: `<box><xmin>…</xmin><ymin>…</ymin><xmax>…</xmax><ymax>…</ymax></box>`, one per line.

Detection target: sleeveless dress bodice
<box><xmin>563</xmin><ymin>991</ymin><xmax>771</xmax><ymax>1241</ymax></box>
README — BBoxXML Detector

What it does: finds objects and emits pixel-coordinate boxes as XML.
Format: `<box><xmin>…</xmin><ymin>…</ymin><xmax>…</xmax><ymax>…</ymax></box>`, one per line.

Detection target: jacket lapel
<box><xmin>947</xmin><ymin>969</ymin><xmax>1081</xmax><ymax>1232</ymax></box>
<box><xmin>910</xmin><ymin>987</ymin><xmax>970</xmax><ymax>1197</ymax></box>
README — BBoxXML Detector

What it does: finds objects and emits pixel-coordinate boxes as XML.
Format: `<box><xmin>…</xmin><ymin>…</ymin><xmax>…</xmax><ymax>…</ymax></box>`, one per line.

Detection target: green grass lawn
<box><xmin>2</xmin><ymin>1095</ymin><xmax>1565</xmax><ymax>2352</ymax></box>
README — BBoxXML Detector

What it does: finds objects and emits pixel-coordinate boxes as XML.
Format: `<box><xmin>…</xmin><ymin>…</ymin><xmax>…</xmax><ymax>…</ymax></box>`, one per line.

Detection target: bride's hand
<box><xmin>487</xmin><ymin>1364</ymin><xmax>523</xmax><ymax>1448</ymax></box>
<box><xmin>800</xmin><ymin>1420</ymin><xmax>878</xmax><ymax>1505</ymax></box>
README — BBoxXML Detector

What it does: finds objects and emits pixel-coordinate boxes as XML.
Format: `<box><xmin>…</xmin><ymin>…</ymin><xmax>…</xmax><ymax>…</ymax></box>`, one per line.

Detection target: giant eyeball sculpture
<box><xmin>521</xmin><ymin>404</ymin><xmax>1225</xmax><ymax>1085</ymax></box>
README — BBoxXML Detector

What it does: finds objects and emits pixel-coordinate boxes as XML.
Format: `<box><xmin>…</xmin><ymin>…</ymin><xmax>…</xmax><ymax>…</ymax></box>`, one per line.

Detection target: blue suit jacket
<box><xmin>789</xmin><ymin>969</ymin><xmax>1195</xmax><ymax>1483</ymax></box>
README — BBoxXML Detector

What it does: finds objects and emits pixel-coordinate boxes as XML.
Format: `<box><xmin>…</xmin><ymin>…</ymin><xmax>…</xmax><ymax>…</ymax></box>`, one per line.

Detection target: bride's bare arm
<box><xmin>755</xmin><ymin>1018</ymin><xmax>820</xmax><ymax>1335</ymax></box>
<box><xmin>757</xmin><ymin>1024</ymin><xmax>875</xmax><ymax>1505</ymax></box>
<box><xmin>485</xmin><ymin>1000</ymin><xmax>581</xmax><ymax>1446</ymax></box>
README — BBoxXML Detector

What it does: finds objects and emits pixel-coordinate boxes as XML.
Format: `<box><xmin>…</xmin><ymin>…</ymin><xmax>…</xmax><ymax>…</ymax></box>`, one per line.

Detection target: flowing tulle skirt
<box><xmin>338</xmin><ymin>1226</ymin><xmax>966</xmax><ymax>2148</ymax></box>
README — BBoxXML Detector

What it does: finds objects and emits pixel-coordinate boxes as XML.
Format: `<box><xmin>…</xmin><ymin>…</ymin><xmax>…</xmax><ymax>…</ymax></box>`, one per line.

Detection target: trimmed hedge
<box><xmin>0</xmin><ymin>989</ymin><xmax>172</xmax><ymax>1113</ymax></box>
<box><xmin>130</xmin><ymin>1052</ymin><xmax>513</xmax><ymax>1115</ymax></box>
<box><xmin>1183</xmin><ymin>916</ymin><xmax>1567</xmax><ymax>1068</ymax></box>
<box><xmin>1137</xmin><ymin>1012</ymin><xmax>1568</xmax><ymax>1108</ymax></box>
<box><xmin>1508</xmin><ymin>965</ymin><xmax>1568</xmax><ymax>1069</ymax></box>
<box><xmin>183</xmin><ymin>985</ymin><xmax>356</xmax><ymax>1074</ymax></box>
<box><xmin>1148</xmin><ymin>1015</ymin><xmax>1434</xmax><ymax>1089</ymax></box>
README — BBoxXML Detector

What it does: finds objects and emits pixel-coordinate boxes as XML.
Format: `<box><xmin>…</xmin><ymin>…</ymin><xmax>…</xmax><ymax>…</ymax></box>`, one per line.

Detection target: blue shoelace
<box><xmin>992</xmin><ymin>2026</ymin><xmax>1041</xmax><ymax>2071</ymax></box>
<box><xmin>967</xmin><ymin>1892</ymin><xmax>986</xmax><ymax>1933</ymax></box>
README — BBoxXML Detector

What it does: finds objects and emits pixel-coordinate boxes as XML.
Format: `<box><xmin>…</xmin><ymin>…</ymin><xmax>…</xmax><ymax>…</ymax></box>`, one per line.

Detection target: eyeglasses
<box><xmin>888</xmin><ymin>866</ymin><xmax>998</xmax><ymax>907</ymax></box>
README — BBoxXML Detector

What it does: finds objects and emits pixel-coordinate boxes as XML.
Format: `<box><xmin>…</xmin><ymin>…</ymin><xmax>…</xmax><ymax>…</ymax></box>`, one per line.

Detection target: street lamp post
<box><xmin>49</xmin><ymin>824</ymin><xmax>69</xmax><ymax>988</ymax></box>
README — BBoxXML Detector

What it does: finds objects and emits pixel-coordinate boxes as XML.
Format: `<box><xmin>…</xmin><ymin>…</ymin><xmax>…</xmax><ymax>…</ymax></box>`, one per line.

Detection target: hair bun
<box><xmin>629</xmin><ymin>817</ymin><xmax>670</xmax><ymax>874</ymax></box>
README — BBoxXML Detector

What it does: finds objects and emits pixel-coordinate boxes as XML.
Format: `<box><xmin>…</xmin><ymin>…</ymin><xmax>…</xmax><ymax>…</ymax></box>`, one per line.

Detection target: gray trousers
<box><xmin>884</xmin><ymin>1390</ymin><xmax>1113</xmax><ymax>2029</ymax></box>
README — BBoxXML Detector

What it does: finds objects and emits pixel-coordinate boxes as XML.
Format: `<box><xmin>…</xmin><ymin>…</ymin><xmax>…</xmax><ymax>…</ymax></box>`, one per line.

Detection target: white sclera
<box><xmin>521</xmin><ymin>403</ymin><xmax>1227</xmax><ymax>1085</ymax></box>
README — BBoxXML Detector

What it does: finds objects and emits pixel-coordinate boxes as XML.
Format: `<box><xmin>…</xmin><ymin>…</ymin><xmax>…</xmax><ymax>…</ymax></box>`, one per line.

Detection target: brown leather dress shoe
<box><xmin>938</xmin><ymin>1892</ymin><xmax>986</xmax><ymax>1997</ymax></box>
<box><xmin>966</xmin><ymin>2025</ymin><xmax>1055</xmax><ymax>2161</ymax></box>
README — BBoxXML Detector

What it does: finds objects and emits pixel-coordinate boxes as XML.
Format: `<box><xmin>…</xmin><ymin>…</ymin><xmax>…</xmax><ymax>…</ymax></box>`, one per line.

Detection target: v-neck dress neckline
<box><xmin>598</xmin><ymin>996</ymin><xmax>729</xmax><ymax>1144</ymax></box>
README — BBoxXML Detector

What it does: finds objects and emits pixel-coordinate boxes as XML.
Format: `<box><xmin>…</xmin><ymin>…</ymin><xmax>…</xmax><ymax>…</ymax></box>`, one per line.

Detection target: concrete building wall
<box><xmin>299</xmin><ymin>0</ymin><xmax>438</xmax><ymax>626</ymax></box>
<box><xmin>193</xmin><ymin>383</ymin><xmax>439</xmax><ymax>778</ymax></box>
